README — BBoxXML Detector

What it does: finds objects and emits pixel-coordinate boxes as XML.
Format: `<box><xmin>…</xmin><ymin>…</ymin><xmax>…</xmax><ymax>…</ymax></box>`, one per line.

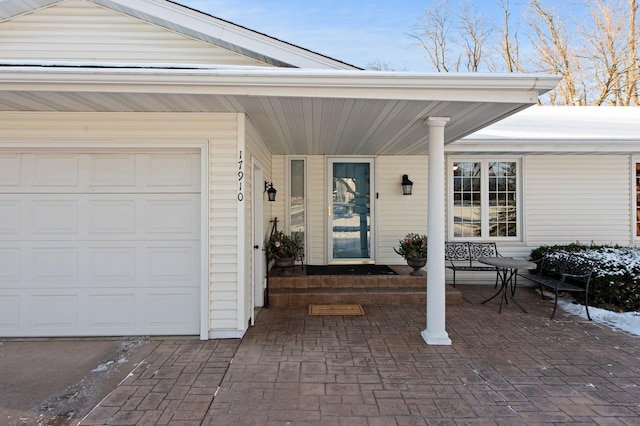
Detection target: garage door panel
<box><xmin>0</xmin><ymin>150</ymin><xmax>201</xmax><ymax>337</ymax></box>
<box><xmin>32</xmin><ymin>154</ymin><xmax>80</xmax><ymax>187</ymax></box>
<box><xmin>5</xmin><ymin>241</ymin><xmax>199</xmax><ymax>287</ymax></box>
<box><xmin>32</xmin><ymin>247</ymin><xmax>78</xmax><ymax>283</ymax></box>
<box><xmin>145</xmin><ymin>198</ymin><xmax>200</xmax><ymax>235</ymax></box>
<box><xmin>89</xmin><ymin>154</ymin><xmax>137</xmax><ymax>187</ymax></box>
<box><xmin>0</xmin><ymin>295</ymin><xmax>20</xmax><ymax>329</ymax></box>
<box><xmin>88</xmin><ymin>293</ymin><xmax>135</xmax><ymax>330</ymax></box>
<box><xmin>32</xmin><ymin>199</ymin><xmax>79</xmax><ymax>235</ymax></box>
<box><xmin>31</xmin><ymin>294</ymin><xmax>79</xmax><ymax>329</ymax></box>
<box><xmin>0</xmin><ymin>154</ymin><xmax>21</xmax><ymax>186</ymax></box>
<box><xmin>0</xmin><ymin>152</ymin><xmax>200</xmax><ymax>193</ymax></box>
<box><xmin>0</xmin><ymin>287</ymin><xmax>200</xmax><ymax>336</ymax></box>
<box><xmin>145</xmin><ymin>153</ymin><xmax>200</xmax><ymax>189</ymax></box>
<box><xmin>88</xmin><ymin>200</ymin><xmax>136</xmax><ymax>234</ymax></box>
<box><xmin>145</xmin><ymin>291</ymin><xmax>199</xmax><ymax>331</ymax></box>
<box><xmin>5</xmin><ymin>194</ymin><xmax>200</xmax><ymax>241</ymax></box>
<box><xmin>0</xmin><ymin>200</ymin><xmax>20</xmax><ymax>234</ymax></box>
<box><xmin>89</xmin><ymin>247</ymin><xmax>136</xmax><ymax>282</ymax></box>
<box><xmin>147</xmin><ymin>244</ymin><xmax>198</xmax><ymax>283</ymax></box>
<box><xmin>3</xmin><ymin>243</ymin><xmax>81</xmax><ymax>287</ymax></box>
<box><xmin>0</xmin><ymin>248</ymin><xmax>20</xmax><ymax>282</ymax></box>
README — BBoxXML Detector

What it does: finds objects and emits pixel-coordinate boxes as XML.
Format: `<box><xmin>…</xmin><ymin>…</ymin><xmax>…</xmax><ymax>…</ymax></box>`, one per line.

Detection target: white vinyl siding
<box><xmin>271</xmin><ymin>155</ymin><xmax>287</xmax><ymax>229</ymax></box>
<box><xmin>245</xmin><ymin>120</ymin><xmax>273</xmax><ymax>182</ymax></box>
<box><xmin>525</xmin><ymin>155</ymin><xmax>631</xmax><ymax>246</ymax></box>
<box><xmin>307</xmin><ymin>156</ymin><xmax>326</xmax><ymax>265</ymax></box>
<box><xmin>243</xmin><ymin>119</ymin><xmax>273</xmax><ymax>319</ymax></box>
<box><xmin>0</xmin><ymin>0</ymin><xmax>273</xmax><ymax>67</ymax></box>
<box><xmin>245</xmin><ymin>117</ymin><xmax>274</xmax><ymax>262</ymax></box>
<box><xmin>377</xmin><ymin>156</ymin><xmax>428</xmax><ymax>265</ymax></box>
<box><xmin>208</xmin><ymin>116</ymin><xmax>244</xmax><ymax>332</ymax></box>
<box><xmin>0</xmin><ymin>111</ymin><xmax>245</xmax><ymax>337</ymax></box>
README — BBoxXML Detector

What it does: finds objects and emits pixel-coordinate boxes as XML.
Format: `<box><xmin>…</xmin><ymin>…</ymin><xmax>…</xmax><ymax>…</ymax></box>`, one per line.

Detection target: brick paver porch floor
<box><xmin>82</xmin><ymin>285</ymin><xmax>639</xmax><ymax>425</ymax></box>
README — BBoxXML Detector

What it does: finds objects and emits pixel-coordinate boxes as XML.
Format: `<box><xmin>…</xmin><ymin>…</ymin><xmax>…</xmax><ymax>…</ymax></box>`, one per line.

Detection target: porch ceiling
<box><xmin>0</xmin><ymin>66</ymin><xmax>560</xmax><ymax>155</ymax></box>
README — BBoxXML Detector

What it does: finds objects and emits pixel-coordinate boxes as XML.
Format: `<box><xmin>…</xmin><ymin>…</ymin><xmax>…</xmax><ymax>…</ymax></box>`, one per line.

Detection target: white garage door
<box><xmin>0</xmin><ymin>151</ymin><xmax>201</xmax><ymax>337</ymax></box>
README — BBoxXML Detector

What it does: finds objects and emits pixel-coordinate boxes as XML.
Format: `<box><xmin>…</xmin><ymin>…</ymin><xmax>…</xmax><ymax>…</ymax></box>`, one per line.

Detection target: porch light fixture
<box><xmin>265</xmin><ymin>181</ymin><xmax>277</xmax><ymax>202</ymax></box>
<box><xmin>401</xmin><ymin>174</ymin><xmax>413</xmax><ymax>195</ymax></box>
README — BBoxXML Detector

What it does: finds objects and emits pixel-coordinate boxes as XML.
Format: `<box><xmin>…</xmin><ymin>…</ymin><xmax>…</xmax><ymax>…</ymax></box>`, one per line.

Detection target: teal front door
<box><xmin>328</xmin><ymin>158</ymin><xmax>375</xmax><ymax>263</ymax></box>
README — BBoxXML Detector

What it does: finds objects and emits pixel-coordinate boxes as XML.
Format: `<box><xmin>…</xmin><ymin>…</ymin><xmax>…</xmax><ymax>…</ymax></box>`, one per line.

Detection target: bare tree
<box><xmin>572</xmin><ymin>0</ymin><xmax>639</xmax><ymax>105</ymax></box>
<box><xmin>529</xmin><ymin>0</ymin><xmax>583</xmax><ymax>105</ymax></box>
<box><xmin>412</xmin><ymin>0</ymin><xmax>494</xmax><ymax>72</ymax></box>
<box><xmin>409</xmin><ymin>0</ymin><xmax>639</xmax><ymax>106</ymax></box>
<box><xmin>497</xmin><ymin>0</ymin><xmax>523</xmax><ymax>72</ymax></box>
<box><xmin>366</xmin><ymin>59</ymin><xmax>395</xmax><ymax>71</ymax></box>
<box><xmin>411</xmin><ymin>0</ymin><xmax>459</xmax><ymax>72</ymax></box>
<box><xmin>625</xmin><ymin>0</ymin><xmax>639</xmax><ymax>105</ymax></box>
<box><xmin>458</xmin><ymin>4</ymin><xmax>492</xmax><ymax>71</ymax></box>
<box><xmin>581</xmin><ymin>0</ymin><xmax>625</xmax><ymax>105</ymax></box>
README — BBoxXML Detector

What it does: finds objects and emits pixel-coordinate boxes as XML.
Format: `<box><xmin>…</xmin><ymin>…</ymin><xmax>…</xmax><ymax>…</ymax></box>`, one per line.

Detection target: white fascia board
<box><xmin>0</xmin><ymin>67</ymin><xmax>560</xmax><ymax>103</ymax></box>
<box><xmin>447</xmin><ymin>139</ymin><xmax>640</xmax><ymax>154</ymax></box>
<box><xmin>93</xmin><ymin>0</ymin><xmax>357</xmax><ymax>70</ymax></box>
<box><xmin>0</xmin><ymin>0</ymin><xmax>61</xmax><ymax>21</ymax></box>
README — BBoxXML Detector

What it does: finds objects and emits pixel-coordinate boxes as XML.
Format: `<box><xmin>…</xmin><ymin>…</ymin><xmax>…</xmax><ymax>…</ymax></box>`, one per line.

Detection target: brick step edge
<box><xmin>268</xmin><ymin>278</ymin><xmax>429</xmax><ymax>290</ymax></box>
<box><xmin>268</xmin><ymin>287</ymin><xmax>462</xmax><ymax>307</ymax></box>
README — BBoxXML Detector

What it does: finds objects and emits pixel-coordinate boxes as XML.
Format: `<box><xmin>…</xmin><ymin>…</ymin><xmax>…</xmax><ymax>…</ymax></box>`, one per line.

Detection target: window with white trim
<box><xmin>289</xmin><ymin>158</ymin><xmax>306</xmax><ymax>248</ymax></box>
<box><xmin>450</xmin><ymin>159</ymin><xmax>520</xmax><ymax>239</ymax></box>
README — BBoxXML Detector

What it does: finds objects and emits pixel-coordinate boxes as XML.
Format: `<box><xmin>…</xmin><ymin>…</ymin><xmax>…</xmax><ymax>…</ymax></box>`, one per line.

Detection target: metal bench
<box><xmin>445</xmin><ymin>242</ymin><xmax>500</xmax><ymax>287</ymax></box>
<box><xmin>517</xmin><ymin>251</ymin><xmax>594</xmax><ymax>320</ymax></box>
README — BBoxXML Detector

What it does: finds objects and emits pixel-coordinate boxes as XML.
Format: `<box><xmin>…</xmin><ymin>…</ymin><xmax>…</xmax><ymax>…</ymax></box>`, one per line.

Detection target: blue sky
<box><xmin>172</xmin><ymin>1</ymin><xmax>558</xmax><ymax>72</ymax></box>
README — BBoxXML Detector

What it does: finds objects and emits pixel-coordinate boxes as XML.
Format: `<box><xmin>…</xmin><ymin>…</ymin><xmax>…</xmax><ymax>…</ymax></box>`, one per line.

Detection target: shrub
<box><xmin>267</xmin><ymin>230</ymin><xmax>302</xmax><ymax>260</ymax></box>
<box><xmin>526</xmin><ymin>243</ymin><xmax>640</xmax><ymax>312</ymax></box>
<box><xmin>394</xmin><ymin>233</ymin><xmax>428</xmax><ymax>259</ymax></box>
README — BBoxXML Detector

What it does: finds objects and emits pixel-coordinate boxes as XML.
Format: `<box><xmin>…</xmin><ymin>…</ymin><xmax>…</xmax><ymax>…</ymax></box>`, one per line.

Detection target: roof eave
<box><xmin>0</xmin><ymin>66</ymin><xmax>560</xmax><ymax>102</ymax></box>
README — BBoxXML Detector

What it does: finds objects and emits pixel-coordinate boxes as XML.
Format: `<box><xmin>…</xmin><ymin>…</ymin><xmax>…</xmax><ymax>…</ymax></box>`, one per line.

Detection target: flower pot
<box><xmin>275</xmin><ymin>257</ymin><xmax>295</xmax><ymax>276</ymax></box>
<box><xmin>275</xmin><ymin>257</ymin><xmax>295</xmax><ymax>268</ymax></box>
<box><xmin>406</xmin><ymin>257</ymin><xmax>427</xmax><ymax>276</ymax></box>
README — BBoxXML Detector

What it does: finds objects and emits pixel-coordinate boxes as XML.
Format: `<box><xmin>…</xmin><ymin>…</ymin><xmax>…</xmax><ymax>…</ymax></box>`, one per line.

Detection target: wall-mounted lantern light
<box><xmin>401</xmin><ymin>174</ymin><xmax>413</xmax><ymax>195</ymax></box>
<box><xmin>265</xmin><ymin>181</ymin><xmax>277</xmax><ymax>202</ymax></box>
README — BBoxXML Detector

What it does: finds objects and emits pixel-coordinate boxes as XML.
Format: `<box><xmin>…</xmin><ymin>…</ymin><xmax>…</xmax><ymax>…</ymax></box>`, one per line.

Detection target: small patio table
<box><xmin>478</xmin><ymin>257</ymin><xmax>536</xmax><ymax>313</ymax></box>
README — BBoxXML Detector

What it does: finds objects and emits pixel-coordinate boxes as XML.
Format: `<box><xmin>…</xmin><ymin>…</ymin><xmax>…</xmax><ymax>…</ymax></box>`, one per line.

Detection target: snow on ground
<box><xmin>558</xmin><ymin>298</ymin><xmax>640</xmax><ymax>336</ymax></box>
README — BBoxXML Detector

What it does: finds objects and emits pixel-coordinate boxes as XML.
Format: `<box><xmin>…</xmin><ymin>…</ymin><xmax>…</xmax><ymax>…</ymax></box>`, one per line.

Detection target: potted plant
<box><xmin>267</xmin><ymin>230</ymin><xmax>302</xmax><ymax>270</ymax></box>
<box><xmin>394</xmin><ymin>233</ymin><xmax>428</xmax><ymax>276</ymax></box>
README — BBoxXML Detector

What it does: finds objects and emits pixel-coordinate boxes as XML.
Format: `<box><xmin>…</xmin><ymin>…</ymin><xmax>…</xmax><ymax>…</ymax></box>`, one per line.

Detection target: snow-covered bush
<box><xmin>528</xmin><ymin>244</ymin><xmax>640</xmax><ymax>312</ymax></box>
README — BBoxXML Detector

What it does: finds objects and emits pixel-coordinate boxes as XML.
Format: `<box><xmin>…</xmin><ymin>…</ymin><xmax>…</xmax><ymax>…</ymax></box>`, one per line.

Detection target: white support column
<box><xmin>421</xmin><ymin>117</ymin><xmax>452</xmax><ymax>346</ymax></box>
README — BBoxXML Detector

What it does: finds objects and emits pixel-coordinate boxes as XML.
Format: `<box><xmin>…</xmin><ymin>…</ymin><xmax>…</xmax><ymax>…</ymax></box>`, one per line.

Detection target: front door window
<box><xmin>289</xmin><ymin>159</ymin><xmax>306</xmax><ymax>249</ymax></box>
<box><xmin>329</xmin><ymin>159</ymin><xmax>374</xmax><ymax>262</ymax></box>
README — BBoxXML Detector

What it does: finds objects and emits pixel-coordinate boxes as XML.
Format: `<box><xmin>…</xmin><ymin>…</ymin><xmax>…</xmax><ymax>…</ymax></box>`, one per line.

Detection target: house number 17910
<box><xmin>237</xmin><ymin>150</ymin><xmax>244</xmax><ymax>202</ymax></box>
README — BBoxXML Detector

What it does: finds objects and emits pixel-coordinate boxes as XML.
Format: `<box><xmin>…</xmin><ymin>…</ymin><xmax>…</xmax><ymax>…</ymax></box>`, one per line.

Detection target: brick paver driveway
<box><xmin>83</xmin><ymin>285</ymin><xmax>639</xmax><ymax>425</ymax></box>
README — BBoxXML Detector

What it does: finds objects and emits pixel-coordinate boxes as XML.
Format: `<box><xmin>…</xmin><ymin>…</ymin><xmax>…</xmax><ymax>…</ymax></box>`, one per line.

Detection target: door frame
<box><xmin>326</xmin><ymin>157</ymin><xmax>376</xmax><ymax>264</ymax></box>
<box><xmin>252</xmin><ymin>161</ymin><xmax>265</xmax><ymax>317</ymax></box>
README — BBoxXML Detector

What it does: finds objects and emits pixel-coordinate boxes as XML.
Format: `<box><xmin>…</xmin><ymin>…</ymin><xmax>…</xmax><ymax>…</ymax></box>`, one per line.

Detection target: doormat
<box><xmin>308</xmin><ymin>304</ymin><xmax>365</xmax><ymax>316</ymax></box>
<box><xmin>306</xmin><ymin>265</ymin><xmax>397</xmax><ymax>276</ymax></box>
